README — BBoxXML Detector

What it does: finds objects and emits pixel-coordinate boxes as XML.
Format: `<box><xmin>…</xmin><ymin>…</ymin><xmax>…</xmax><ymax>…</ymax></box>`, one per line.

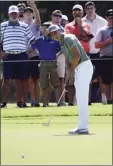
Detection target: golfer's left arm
<box><xmin>70</xmin><ymin>46</ymin><xmax>80</xmax><ymax>71</ymax></box>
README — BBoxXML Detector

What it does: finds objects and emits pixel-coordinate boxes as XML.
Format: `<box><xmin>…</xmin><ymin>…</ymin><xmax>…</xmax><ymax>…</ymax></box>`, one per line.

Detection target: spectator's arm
<box><xmin>77</xmin><ymin>35</ymin><xmax>91</xmax><ymax>41</ymax></box>
<box><xmin>76</xmin><ymin>18</ymin><xmax>91</xmax><ymax>41</ymax></box>
<box><xmin>95</xmin><ymin>29</ymin><xmax>112</xmax><ymax>48</ymax></box>
<box><xmin>78</xmin><ymin>24</ymin><xmax>91</xmax><ymax>42</ymax></box>
<box><xmin>28</xmin><ymin>0</ymin><xmax>41</xmax><ymax>25</ymax></box>
<box><xmin>30</xmin><ymin>39</ymin><xmax>40</xmax><ymax>50</ymax></box>
<box><xmin>95</xmin><ymin>38</ymin><xmax>112</xmax><ymax>48</ymax></box>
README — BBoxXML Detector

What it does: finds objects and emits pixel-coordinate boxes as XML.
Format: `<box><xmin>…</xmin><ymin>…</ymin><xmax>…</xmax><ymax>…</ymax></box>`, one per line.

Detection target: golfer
<box><xmin>48</xmin><ymin>25</ymin><xmax>93</xmax><ymax>134</ymax></box>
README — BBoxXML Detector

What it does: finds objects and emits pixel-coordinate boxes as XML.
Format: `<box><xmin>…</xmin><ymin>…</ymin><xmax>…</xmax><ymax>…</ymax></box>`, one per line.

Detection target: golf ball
<box><xmin>21</xmin><ymin>154</ymin><xmax>24</xmax><ymax>158</ymax></box>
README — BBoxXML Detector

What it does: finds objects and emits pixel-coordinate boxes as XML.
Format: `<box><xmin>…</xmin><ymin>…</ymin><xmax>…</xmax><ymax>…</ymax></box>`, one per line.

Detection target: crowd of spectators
<box><xmin>0</xmin><ymin>1</ymin><xmax>113</xmax><ymax>108</ymax></box>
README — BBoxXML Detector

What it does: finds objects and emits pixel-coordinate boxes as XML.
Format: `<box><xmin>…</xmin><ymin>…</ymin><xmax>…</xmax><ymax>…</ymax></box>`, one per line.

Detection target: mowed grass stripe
<box><xmin>1</xmin><ymin>104</ymin><xmax>112</xmax><ymax>119</ymax></box>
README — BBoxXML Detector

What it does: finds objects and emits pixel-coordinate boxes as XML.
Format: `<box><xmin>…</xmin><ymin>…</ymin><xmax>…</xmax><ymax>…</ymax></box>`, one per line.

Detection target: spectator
<box><xmin>95</xmin><ymin>9</ymin><xmax>113</xmax><ymax>104</ymax></box>
<box><xmin>29</xmin><ymin>22</ymin><xmax>60</xmax><ymax>107</ymax></box>
<box><xmin>15</xmin><ymin>3</ymin><xmax>26</xmax><ymax>105</ymax></box>
<box><xmin>24</xmin><ymin>0</ymin><xmax>41</xmax><ymax>107</ymax></box>
<box><xmin>17</xmin><ymin>3</ymin><xmax>26</xmax><ymax>22</ymax></box>
<box><xmin>65</xmin><ymin>4</ymin><xmax>92</xmax><ymax>53</ymax></box>
<box><xmin>61</xmin><ymin>15</ymin><xmax>68</xmax><ymax>27</ymax></box>
<box><xmin>51</xmin><ymin>10</ymin><xmax>67</xmax><ymax>106</ymax></box>
<box><xmin>0</xmin><ymin>5</ymin><xmax>35</xmax><ymax>108</ymax></box>
<box><xmin>83</xmin><ymin>1</ymin><xmax>108</xmax><ymax>104</ymax></box>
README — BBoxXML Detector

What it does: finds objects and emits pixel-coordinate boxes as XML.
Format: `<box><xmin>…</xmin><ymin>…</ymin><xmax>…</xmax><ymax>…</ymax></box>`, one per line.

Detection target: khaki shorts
<box><xmin>40</xmin><ymin>61</ymin><xmax>59</xmax><ymax>89</ymax></box>
<box><xmin>57</xmin><ymin>53</ymin><xmax>65</xmax><ymax>78</ymax></box>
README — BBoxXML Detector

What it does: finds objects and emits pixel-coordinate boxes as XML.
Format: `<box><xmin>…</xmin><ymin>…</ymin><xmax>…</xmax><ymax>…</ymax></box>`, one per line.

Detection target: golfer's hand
<box><xmin>66</xmin><ymin>60</ymin><xmax>71</xmax><ymax>68</ymax></box>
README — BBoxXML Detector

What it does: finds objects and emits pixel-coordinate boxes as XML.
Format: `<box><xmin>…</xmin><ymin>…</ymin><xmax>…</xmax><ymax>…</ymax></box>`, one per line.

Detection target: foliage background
<box><xmin>0</xmin><ymin>1</ymin><xmax>113</xmax><ymax>23</ymax></box>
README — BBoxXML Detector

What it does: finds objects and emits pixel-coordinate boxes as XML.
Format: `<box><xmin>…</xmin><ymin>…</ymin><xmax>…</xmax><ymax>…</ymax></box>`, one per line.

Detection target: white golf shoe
<box><xmin>68</xmin><ymin>128</ymin><xmax>89</xmax><ymax>135</ymax></box>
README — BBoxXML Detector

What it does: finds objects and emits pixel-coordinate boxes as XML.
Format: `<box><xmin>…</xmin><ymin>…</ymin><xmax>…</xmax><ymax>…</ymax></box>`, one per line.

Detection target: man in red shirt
<box><xmin>65</xmin><ymin>4</ymin><xmax>92</xmax><ymax>54</ymax></box>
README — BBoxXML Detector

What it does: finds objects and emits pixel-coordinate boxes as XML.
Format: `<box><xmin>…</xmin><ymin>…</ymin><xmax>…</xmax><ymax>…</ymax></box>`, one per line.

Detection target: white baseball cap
<box><xmin>48</xmin><ymin>25</ymin><xmax>60</xmax><ymax>34</ymax></box>
<box><xmin>8</xmin><ymin>5</ymin><xmax>19</xmax><ymax>14</ymax></box>
<box><xmin>62</xmin><ymin>15</ymin><xmax>68</xmax><ymax>21</ymax></box>
<box><xmin>72</xmin><ymin>4</ymin><xmax>83</xmax><ymax>11</ymax></box>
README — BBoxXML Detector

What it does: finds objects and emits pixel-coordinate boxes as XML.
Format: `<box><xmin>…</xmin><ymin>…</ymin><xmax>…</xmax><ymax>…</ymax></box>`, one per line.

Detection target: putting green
<box><xmin>1</xmin><ymin>104</ymin><xmax>112</xmax><ymax>165</ymax></box>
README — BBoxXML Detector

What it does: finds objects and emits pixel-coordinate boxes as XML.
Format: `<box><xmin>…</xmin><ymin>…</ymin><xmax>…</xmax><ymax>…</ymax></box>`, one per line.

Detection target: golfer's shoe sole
<box><xmin>68</xmin><ymin>129</ymin><xmax>89</xmax><ymax>135</ymax></box>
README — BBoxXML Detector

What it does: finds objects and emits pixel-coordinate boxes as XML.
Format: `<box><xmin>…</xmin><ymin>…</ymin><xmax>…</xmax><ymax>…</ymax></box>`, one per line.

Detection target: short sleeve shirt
<box><xmin>64</xmin><ymin>21</ymin><xmax>91</xmax><ymax>53</ymax></box>
<box><xmin>61</xmin><ymin>34</ymin><xmax>89</xmax><ymax>65</ymax></box>
<box><xmin>95</xmin><ymin>26</ymin><xmax>113</xmax><ymax>57</ymax></box>
<box><xmin>31</xmin><ymin>36</ymin><xmax>61</xmax><ymax>60</ymax></box>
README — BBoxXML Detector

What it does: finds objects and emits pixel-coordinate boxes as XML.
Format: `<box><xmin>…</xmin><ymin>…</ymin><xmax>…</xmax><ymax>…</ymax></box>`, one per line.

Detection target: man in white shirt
<box><xmin>82</xmin><ymin>1</ymin><xmax>107</xmax><ymax>104</ymax></box>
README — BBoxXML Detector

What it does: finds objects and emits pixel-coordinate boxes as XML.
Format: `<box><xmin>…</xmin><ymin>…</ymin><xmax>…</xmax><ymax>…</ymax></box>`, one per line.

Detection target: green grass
<box><xmin>1</xmin><ymin>104</ymin><xmax>112</xmax><ymax>165</ymax></box>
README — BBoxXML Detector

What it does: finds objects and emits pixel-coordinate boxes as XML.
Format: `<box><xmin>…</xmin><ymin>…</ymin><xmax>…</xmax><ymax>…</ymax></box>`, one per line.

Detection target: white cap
<box><xmin>62</xmin><ymin>15</ymin><xmax>68</xmax><ymax>21</ymax></box>
<box><xmin>48</xmin><ymin>25</ymin><xmax>60</xmax><ymax>34</ymax></box>
<box><xmin>72</xmin><ymin>4</ymin><xmax>83</xmax><ymax>11</ymax></box>
<box><xmin>8</xmin><ymin>5</ymin><xmax>19</xmax><ymax>14</ymax></box>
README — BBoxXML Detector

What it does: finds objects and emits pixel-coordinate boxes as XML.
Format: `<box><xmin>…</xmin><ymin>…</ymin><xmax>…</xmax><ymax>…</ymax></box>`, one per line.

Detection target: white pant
<box><xmin>74</xmin><ymin>60</ymin><xmax>93</xmax><ymax>130</ymax></box>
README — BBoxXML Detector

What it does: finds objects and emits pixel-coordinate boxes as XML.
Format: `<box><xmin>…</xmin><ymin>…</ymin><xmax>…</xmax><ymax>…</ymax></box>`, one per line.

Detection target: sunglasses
<box><xmin>52</xmin><ymin>14</ymin><xmax>62</xmax><ymax>18</ymax></box>
<box><xmin>86</xmin><ymin>7</ymin><xmax>94</xmax><ymax>10</ymax></box>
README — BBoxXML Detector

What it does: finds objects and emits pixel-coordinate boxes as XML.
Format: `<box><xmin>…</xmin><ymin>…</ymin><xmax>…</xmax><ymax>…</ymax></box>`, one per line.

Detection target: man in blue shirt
<box><xmin>30</xmin><ymin>22</ymin><xmax>61</xmax><ymax>107</ymax></box>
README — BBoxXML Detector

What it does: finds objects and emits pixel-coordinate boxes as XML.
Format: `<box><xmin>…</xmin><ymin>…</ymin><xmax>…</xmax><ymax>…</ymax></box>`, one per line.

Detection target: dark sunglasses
<box><xmin>52</xmin><ymin>14</ymin><xmax>62</xmax><ymax>18</ymax></box>
<box><xmin>86</xmin><ymin>7</ymin><xmax>94</xmax><ymax>10</ymax></box>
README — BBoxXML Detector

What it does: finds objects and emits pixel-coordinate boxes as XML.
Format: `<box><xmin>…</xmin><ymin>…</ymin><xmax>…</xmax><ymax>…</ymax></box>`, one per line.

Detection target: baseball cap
<box><xmin>17</xmin><ymin>3</ymin><xmax>26</xmax><ymax>13</ymax></box>
<box><xmin>62</xmin><ymin>15</ymin><xmax>68</xmax><ymax>21</ymax></box>
<box><xmin>8</xmin><ymin>5</ymin><xmax>19</xmax><ymax>14</ymax></box>
<box><xmin>72</xmin><ymin>4</ymin><xmax>83</xmax><ymax>11</ymax></box>
<box><xmin>24</xmin><ymin>6</ymin><xmax>33</xmax><ymax>13</ymax></box>
<box><xmin>85</xmin><ymin>1</ymin><xmax>95</xmax><ymax>8</ymax></box>
<box><xmin>106</xmin><ymin>9</ymin><xmax>113</xmax><ymax>17</ymax></box>
<box><xmin>48</xmin><ymin>25</ymin><xmax>60</xmax><ymax>34</ymax></box>
<box><xmin>52</xmin><ymin>10</ymin><xmax>62</xmax><ymax>15</ymax></box>
<box><xmin>42</xmin><ymin>21</ymin><xmax>52</xmax><ymax>28</ymax></box>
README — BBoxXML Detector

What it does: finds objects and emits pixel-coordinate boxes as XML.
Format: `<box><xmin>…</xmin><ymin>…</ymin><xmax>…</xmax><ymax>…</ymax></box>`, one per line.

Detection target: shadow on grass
<box><xmin>53</xmin><ymin>133</ymin><xmax>95</xmax><ymax>136</ymax></box>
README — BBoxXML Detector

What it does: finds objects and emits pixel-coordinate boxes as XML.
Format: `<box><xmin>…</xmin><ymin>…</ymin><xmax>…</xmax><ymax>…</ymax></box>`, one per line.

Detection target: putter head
<box><xmin>42</xmin><ymin>122</ymin><xmax>50</xmax><ymax>126</ymax></box>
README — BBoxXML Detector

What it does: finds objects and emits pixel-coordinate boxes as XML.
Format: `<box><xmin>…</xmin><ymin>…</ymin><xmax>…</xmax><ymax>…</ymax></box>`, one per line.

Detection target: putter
<box><xmin>42</xmin><ymin>80</ymin><xmax>70</xmax><ymax>126</ymax></box>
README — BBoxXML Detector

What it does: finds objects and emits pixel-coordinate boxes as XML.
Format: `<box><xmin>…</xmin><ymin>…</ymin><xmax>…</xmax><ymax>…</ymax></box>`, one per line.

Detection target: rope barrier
<box><xmin>0</xmin><ymin>58</ymin><xmax>113</xmax><ymax>63</ymax></box>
